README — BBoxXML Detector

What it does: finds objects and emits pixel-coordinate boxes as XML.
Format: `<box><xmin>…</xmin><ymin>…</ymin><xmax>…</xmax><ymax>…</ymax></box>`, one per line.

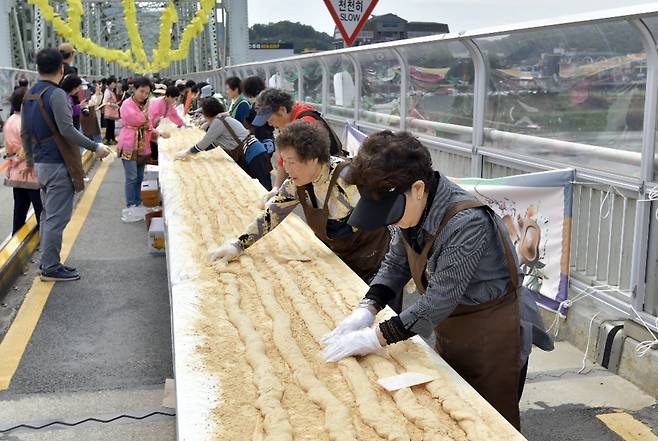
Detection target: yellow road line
<box><xmin>0</xmin><ymin>217</ymin><xmax>37</xmax><ymax>268</ymax></box>
<box><xmin>0</xmin><ymin>158</ymin><xmax>112</xmax><ymax>390</ymax></box>
<box><xmin>597</xmin><ymin>412</ymin><xmax>658</xmax><ymax>441</ymax></box>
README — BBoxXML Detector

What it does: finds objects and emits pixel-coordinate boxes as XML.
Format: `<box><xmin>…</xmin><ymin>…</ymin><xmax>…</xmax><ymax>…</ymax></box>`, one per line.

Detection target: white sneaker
<box><xmin>132</xmin><ymin>205</ymin><xmax>147</xmax><ymax>218</ymax></box>
<box><xmin>121</xmin><ymin>206</ymin><xmax>144</xmax><ymax>223</ymax></box>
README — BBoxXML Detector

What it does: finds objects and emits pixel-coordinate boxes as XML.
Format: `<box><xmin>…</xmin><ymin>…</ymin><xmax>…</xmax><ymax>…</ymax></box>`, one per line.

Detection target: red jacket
<box><xmin>290</xmin><ymin>103</ymin><xmax>319</xmax><ymax>123</ymax></box>
<box><xmin>277</xmin><ymin>103</ymin><xmax>320</xmax><ymax>167</ymax></box>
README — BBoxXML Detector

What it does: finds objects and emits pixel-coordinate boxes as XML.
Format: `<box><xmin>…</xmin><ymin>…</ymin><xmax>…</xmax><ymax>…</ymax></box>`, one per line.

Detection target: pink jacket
<box><xmin>3</xmin><ymin>113</ymin><xmax>39</xmax><ymax>190</ymax></box>
<box><xmin>148</xmin><ymin>96</ymin><xmax>184</xmax><ymax>128</ymax></box>
<box><xmin>118</xmin><ymin>98</ymin><xmax>155</xmax><ymax>156</ymax></box>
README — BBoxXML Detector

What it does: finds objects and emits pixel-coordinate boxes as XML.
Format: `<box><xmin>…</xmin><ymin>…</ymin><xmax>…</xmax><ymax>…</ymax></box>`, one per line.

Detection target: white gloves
<box><xmin>259</xmin><ymin>186</ymin><xmax>279</xmax><ymax>209</ymax></box>
<box><xmin>322</xmin><ymin>307</ymin><xmax>375</xmax><ymax>345</ymax></box>
<box><xmin>95</xmin><ymin>143</ymin><xmax>112</xmax><ymax>158</ymax></box>
<box><xmin>208</xmin><ymin>241</ymin><xmax>242</xmax><ymax>264</ymax></box>
<box><xmin>322</xmin><ymin>328</ymin><xmax>382</xmax><ymax>362</ymax></box>
<box><xmin>175</xmin><ymin>148</ymin><xmax>191</xmax><ymax>160</ymax></box>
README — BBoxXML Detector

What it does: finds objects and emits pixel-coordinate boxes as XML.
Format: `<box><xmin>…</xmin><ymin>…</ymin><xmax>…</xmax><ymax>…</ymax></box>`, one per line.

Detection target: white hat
<box><xmin>175</xmin><ymin>79</ymin><xmax>185</xmax><ymax>87</ymax></box>
<box><xmin>200</xmin><ymin>84</ymin><xmax>214</xmax><ymax>98</ymax></box>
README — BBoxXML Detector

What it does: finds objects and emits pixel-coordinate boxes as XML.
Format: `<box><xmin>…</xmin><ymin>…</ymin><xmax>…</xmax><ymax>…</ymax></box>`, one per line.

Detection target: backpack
<box><xmin>296</xmin><ymin>109</ymin><xmax>345</xmax><ymax>157</ymax></box>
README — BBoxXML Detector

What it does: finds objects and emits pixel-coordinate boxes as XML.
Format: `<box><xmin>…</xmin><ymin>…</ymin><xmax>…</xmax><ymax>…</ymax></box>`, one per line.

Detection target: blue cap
<box><xmin>252</xmin><ymin>105</ymin><xmax>273</xmax><ymax>127</ymax></box>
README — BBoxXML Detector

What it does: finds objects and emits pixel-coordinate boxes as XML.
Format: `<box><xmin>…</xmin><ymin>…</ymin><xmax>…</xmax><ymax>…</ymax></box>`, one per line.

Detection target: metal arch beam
<box><xmin>207</xmin><ymin>4</ymin><xmax>219</xmax><ymax>70</ymax></box>
<box><xmin>629</xmin><ymin>18</ymin><xmax>658</xmax><ymax>314</ymax></box>
<box><xmin>462</xmin><ymin>38</ymin><xmax>489</xmax><ymax>178</ymax></box>
<box><xmin>10</xmin><ymin>4</ymin><xmax>27</xmax><ymax>69</ymax></box>
<box><xmin>33</xmin><ymin>4</ymin><xmax>45</xmax><ymax>54</ymax></box>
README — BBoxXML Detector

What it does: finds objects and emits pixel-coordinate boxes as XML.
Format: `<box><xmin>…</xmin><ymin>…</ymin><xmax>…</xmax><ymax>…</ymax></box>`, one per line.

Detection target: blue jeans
<box><xmin>122</xmin><ymin>159</ymin><xmax>145</xmax><ymax>207</ymax></box>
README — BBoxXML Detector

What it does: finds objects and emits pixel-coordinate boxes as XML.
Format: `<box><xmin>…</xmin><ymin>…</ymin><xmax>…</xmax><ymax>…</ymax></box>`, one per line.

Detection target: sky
<box><xmin>247</xmin><ymin>0</ymin><xmax>655</xmax><ymax>35</ymax></box>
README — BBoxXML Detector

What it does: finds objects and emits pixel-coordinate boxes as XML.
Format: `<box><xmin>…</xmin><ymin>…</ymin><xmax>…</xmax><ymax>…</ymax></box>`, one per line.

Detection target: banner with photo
<box><xmin>453</xmin><ymin>169</ymin><xmax>575</xmax><ymax>314</ymax></box>
<box><xmin>345</xmin><ymin>121</ymin><xmax>367</xmax><ymax>157</ymax></box>
<box><xmin>343</xmin><ymin>122</ymin><xmax>575</xmax><ymax>313</ymax></box>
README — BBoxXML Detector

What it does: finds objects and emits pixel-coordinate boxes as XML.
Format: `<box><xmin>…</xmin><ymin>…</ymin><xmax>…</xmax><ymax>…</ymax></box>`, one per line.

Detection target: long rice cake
<box><xmin>159</xmin><ymin>129</ymin><xmax>526</xmax><ymax>441</ymax></box>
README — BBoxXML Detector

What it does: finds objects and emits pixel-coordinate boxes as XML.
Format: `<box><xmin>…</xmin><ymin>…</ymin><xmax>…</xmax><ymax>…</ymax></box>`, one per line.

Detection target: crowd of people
<box><xmin>2</xmin><ymin>43</ymin><xmax>554</xmax><ymax>431</ymax></box>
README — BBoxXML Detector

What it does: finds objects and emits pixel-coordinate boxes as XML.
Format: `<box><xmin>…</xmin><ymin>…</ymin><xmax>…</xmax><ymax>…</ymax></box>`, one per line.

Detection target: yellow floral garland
<box><xmin>168</xmin><ymin>0</ymin><xmax>216</xmax><ymax>61</ymax></box>
<box><xmin>150</xmin><ymin>2</ymin><xmax>179</xmax><ymax>72</ymax></box>
<box><xmin>28</xmin><ymin>0</ymin><xmax>216</xmax><ymax>73</ymax></box>
<box><xmin>27</xmin><ymin>0</ymin><xmax>141</xmax><ymax>71</ymax></box>
<box><xmin>120</xmin><ymin>0</ymin><xmax>149</xmax><ymax>68</ymax></box>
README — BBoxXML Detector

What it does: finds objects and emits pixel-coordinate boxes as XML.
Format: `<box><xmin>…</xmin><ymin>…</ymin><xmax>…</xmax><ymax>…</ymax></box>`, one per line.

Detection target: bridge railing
<box><xmin>182</xmin><ymin>3</ymin><xmax>658</xmax><ymax>327</ymax></box>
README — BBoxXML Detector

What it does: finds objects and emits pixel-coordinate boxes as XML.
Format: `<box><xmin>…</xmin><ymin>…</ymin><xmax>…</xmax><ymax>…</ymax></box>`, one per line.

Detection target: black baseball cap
<box><xmin>348</xmin><ymin>187</ymin><xmax>406</xmax><ymax>231</ymax></box>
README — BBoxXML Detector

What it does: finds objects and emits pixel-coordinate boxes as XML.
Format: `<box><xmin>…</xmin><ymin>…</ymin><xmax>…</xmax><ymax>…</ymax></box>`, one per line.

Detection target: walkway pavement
<box><xmin>0</xmin><ymin>158</ymin><xmax>174</xmax><ymax>440</ymax></box>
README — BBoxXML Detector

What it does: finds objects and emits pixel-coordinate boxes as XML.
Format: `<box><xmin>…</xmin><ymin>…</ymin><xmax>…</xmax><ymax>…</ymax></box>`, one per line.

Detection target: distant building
<box><xmin>247</xmin><ymin>42</ymin><xmax>295</xmax><ymax>62</ymax></box>
<box><xmin>333</xmin><ymin>13</ymin><xmax>449</xmax><ymax>49</ymax></box>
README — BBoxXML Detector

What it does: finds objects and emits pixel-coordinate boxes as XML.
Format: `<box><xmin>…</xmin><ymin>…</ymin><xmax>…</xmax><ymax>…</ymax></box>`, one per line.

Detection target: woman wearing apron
<box><xmin>322</xmin><ymin>131</ymin><xmax>553</xmax><ymax>430</ymax></box>
<box><xmin>208</xmin><ymin>120</ymin><xmax>392</xmax><ymax>288</ymax></box>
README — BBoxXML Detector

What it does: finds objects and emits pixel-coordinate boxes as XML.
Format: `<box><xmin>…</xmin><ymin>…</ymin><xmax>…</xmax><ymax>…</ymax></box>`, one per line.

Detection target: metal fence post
<box><xmin>392</xmin><ymin>48</ymin><xmax>408</xmax><ymax>131</ymax></box>
<box><xmin>347</xmin><ymin>54</ymin><xmax>360</xmax><ymax>123</ymax></box>
<box><xmin>629</xmin><ymin>19</ymin><xmax>658</xmax><ymax>313</ymax></box>
<box><xmin>319</xmin><ymin>58</ymin><xmax>329</xmax><ymax>115</ymax></box>
<box><xmin>463</xmin><ymin>38</ymin><xmax>488</xmax><ymax>178</ymax></box>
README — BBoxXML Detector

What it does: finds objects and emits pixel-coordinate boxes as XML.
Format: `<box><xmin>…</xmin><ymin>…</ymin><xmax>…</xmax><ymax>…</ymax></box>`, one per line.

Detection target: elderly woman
<box><xmin>207</xmin><ymin>121</ymin><xmax>393</xmax><ymax>288</ymax></box>
<box><xmin>117</xmin><ymin>76</ymin><xmax>155</xmax><ymax>214</ymax></box>
<box><xmin>101</xmin><ymin>76</ymin><xmax>119</xmax><ymax>144</ymax></box>
<box><xmin>175</xmin><ymin>97</ymin><xmax>272</xmax><ymax>191</ymax></box>
<box><xmin>321</xmin><ymin>131</ymin><xmax>553</xmax><ymax>430</ymax></box>
<box><xmin>60</xmin><ymin>74</ymin><xmax>84</xmax><ymax>130</ymax></box>
<box><xmin>3</xmin><ymin>87</ymin><xmax>43</xmax><ymax>234</ymax></box>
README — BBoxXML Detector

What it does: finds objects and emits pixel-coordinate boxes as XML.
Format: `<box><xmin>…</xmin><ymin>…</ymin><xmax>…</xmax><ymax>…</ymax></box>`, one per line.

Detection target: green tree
<box><xmin>249</xmin><ymin>21</ymin><xmax>333</xmax><ymax>54</ymax></box>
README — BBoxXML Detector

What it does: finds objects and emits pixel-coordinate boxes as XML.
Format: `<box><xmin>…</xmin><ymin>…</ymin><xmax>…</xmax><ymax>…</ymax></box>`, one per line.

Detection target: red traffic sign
<box><xmin>324</xmin><ymin>0</ymin><xmax>379</xmax><ymax>47</ymax></box>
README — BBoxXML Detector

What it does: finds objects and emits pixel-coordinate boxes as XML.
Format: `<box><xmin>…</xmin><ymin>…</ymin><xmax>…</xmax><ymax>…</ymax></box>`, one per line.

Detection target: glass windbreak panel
<box><xmin>256</xmin><ymin>67</ymin><xmax>268</xmax><ymax>81</ymax></box>
<box><xmin>243</xmin><ymin>67</ymin><xmax>257</xmax><ymax>78</ymax></box>
<box><xmin>283</xmin><ymin>64</ymin><xmax>300</xmax><ymax>101</ymax></box>
<box><xmin>267</xmin><ymin>65</ymin><xmax>297</xmax><ymax>96</ymax></box>
<box><xmin>476</xmin><ymin>21</ymin><xmax>646</xmax><ymax>177</ymax></box>
<box><xmin>399</xmin><ymin>41</ymin><xmax>474</xmax><ymax>143</ymax></box>
<box><xmin>212</xmin><ymin>73</ymin><xmax>222</xmax><ymax>91</ymax></box>
<box><xmin>355</xmin><ymin>49</ymin><xmax>402</xmax><ymax>128</ymax></box>
<box><xmin>301</xmin><ymin>60</ymin><xmax>323</xmax><ymax>107</ymax></box>
<box><xmin>327</xmin><ymin>55</ymin><xmax>356</xmax><ymax>119</ymax></box>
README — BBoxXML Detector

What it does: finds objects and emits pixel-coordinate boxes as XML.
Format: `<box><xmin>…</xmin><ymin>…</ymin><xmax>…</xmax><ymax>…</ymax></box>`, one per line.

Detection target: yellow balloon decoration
<box><xmin>169</xmin><ymin>0</ymin><xmax>216</xmax><ymax>61</ymax></box>
<box><xmin>150</xmin><ymin>3</ymin><xmax>179</xmax><ymax>72</ymax></box>
<box><xmin>27</xmin><ymin>0</ymin><xmax>140</xmax><ymax>71</ymax></box>
<box><xmin>27</xmin><ymin>0</ymin><xmax>216</xmax><ymax>73</ymax></box>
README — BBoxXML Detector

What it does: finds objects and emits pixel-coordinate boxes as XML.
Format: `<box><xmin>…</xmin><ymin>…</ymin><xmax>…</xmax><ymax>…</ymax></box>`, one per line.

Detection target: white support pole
<box><xmin>463</xmin><ymin>38</ymin><xmax>488</xmax><ymax>178</ymax></box>
<box><xmin>392</xmin><ymin>48</ymin><xmax>407</xmax><ymax>131</ymax></box>
<box><xmin>319</xmin><ymin>58</ymin><xmax>329</xmax><ymax>116</ymax></box>
<box><xmin>629</xmin><ymin>18</ymin><xmax>658</xmax><ymax>314</ymax></box>
<box><xmin>348</xmin><ymin>54</ymin><xmax>360</xmax><ymax>122</ymax></box>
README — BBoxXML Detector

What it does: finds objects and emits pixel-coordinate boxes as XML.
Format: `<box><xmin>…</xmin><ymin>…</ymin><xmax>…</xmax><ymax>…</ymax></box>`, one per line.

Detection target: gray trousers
<box><xmin>35</xmin><ymin>163</ymin><xmax>74</xmax><ymax>272</ymax></box>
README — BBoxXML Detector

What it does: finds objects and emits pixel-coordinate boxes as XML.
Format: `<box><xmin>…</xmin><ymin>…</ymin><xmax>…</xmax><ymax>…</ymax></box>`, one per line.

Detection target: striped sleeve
<box><xmin>236</xmin><ymin>177</ymin><xmax>300</xmax><ymax>249</ymax></box>
<box><xmin>397</xmin><ymin>210</ymin><xmax>489</xmax><ymax>338</ymax></box>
